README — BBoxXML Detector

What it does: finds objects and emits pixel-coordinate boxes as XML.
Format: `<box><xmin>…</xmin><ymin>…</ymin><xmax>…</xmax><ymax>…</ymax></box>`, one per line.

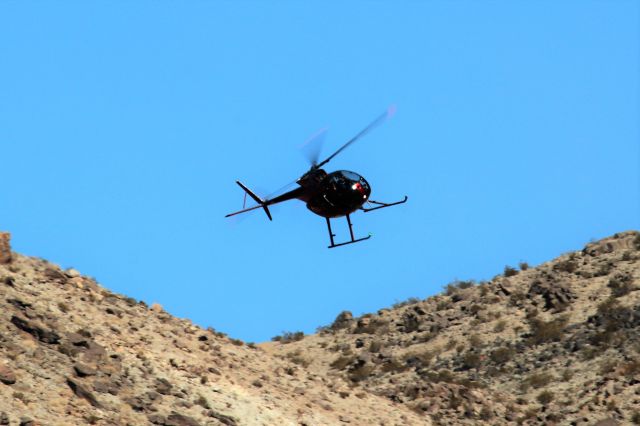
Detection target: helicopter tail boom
<box><xmin>227</xmin><ymin>181</ymin><xmax>273</xmax><ymax>221</ymax></box>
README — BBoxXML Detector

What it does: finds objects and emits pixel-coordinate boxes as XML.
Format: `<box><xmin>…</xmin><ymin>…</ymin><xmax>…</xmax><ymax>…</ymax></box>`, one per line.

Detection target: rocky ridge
<box><xmin>264</xmin><ymin>231</ymin><xmax>640</xmax><ymax>425</ymax></box>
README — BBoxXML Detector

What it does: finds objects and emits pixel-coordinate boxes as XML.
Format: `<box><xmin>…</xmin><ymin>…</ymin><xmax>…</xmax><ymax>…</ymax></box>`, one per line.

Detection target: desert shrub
<box><xmin>404</xmin><ymin>348</ymin><xmax>438</xmax><ymax>368</ymax></box>
<box><xmin>400</xmin><ymin>312</ymin><xmax>421</xmax><ymax>333</ymax></box>
<box><xmin>393</xmin><ymin>297</ymin><xmax>421</xmax><ymax>308</ymax></box>
<box><xmin>536</xmin><ymin>390</ymin><xmax>554</xmax><ymax>405</ymax></box>
<box><xmin>448</xmin><ymin>396</ymin><xmax>462</xmax><ymax>409</ymax></box>
<box><xmin>589</xmin><ymin>328</ymin><xmax>625</xmax><ymax>349</ymax></box>
<box><xmin>490</xmin><ymin>347</ymin><xmax>514</xmax><ymax>364</ymax></box>
<box><xmin>527</xmin><ymin>316</ymin><xmax>568</xmax><ymax>346</ymax></box>
<box><xmin>416</xmin><ymin>332</ymin><xmax>434</xmax><ymax>343</ymax></box>
<box><xmin>608</xmin><ymin>272</ymin><xmax>635</xmax><ymax>297</ymax></box>
<box><xmin>457</xmin><ymin>280</ymin><xmax>475</xmax><ymax>289</ymax></box>
<box><xmin>519</xmin><ymin>262</ymin><xmax>529</xmax><ymax>271</ymax></box>
<box><xmin>599</xmin><ymin>358</ymin><xmax>619</xmax><ymax>375</ymax></box>
<box><xmin>85</xmin><ymin>415</ymin><xmax>100</xmax><ymax>425</ymax></box>
<box><xmin>469</xmin><ymin>304</ymin><xmax>482</xmax><ymax>314</ymax></box>
<box><xmin>479</xmin><ymin>406</ymin><xmax>493</xmax><ymax>420</ymax></box>
<box><xmin>423</xmin><ymin>369</ymin><xmax>456</xmax><ymax>383</ymax></box>
<box><xmin>330</xmin><ymin>354</ymin><xmax>356</xmax><ymax>370</ymax></box>
<box><xmin>124</xmin><ymin>296</ymin><xmax>137</xmax><ymax>307</ymax></box>
<box><xmin>229</xmin><ymin>338</ymin><xmax>244</xmax><ymax>346</ymax></box>
<box><xmin>493</xmin><ymin>320</ymin><xmax>507</xmax><ymax>333</ymax></box>
<box><xmin>348</xmin><ymin>364</ymin><xmax>375</xmax><ymax>383</ymax></box>
<box><xmin>504</xmin><ymin>266</ymin><xmax>518</xmax><ymax>277</ymax></box>
<box><xmin>595</xmin><ymin>262</ymin><xmax>614</xmax><ymax>277</ymax></box>
<box><xmin>554</xmin><ymin>259</ymin><xmax>578</xmax><ymax>273</ymax></box>
<box><xmin>436</xmin><ymin>300</ymin><xmax>451</xmax><ymax>311</ymax></box>
<box><xmin>462</xmin><ymin>351</ymin><xmax>482</xmax><ymax>369</ymax></box>
<box><xmin>444</xmin><ymin>283</ymin><xmax>457</xmax><ymax>296</ymax></box>
<box><xmin>580</xmin><ymin>346</ymin><xmax>602</xmax><ymax>361</ymax></box>
<box><xmin>272</xmin><ymin>331</ymin><xmax>304</xmax><ymax>343</ymax></box>
<box><xmin>631</xmin><ymin>411</ymin><xmax>640</xmax><ymax>425</ymax></box>
<box><xmin>487</xmin><ymin>295</ymin><xmax>501</xmax><ymax>304</ymax></box>
<box><xmin>509</xmin><ymin>291</ymin><xmax>527</xmax><ymax>306</ymax></box>
<box><xmin>525</xmin><ymin>307</ymin><xmax>539</xmax><ymax>319</ymax></box>
<box><xmin>469</xmin><ymin>334</ymin><xmax>483</xmax><ymax>348</ymax></box>
<box><xmin>593</xmin><ymin>299</ymin><xmax>638</xmax><ymax>347</ymax></box>
<box><xmin>525</xmin><ymin>372</ymin><xmax>554</xmax><ymax>389</ymax></box>
<box><xmin>286</xmin><ymin>350</ymin><xmax>311</xmax><ymax>367</ymax></box>
<box><xmin>58</xmin><ymin>302</ymin><xmax>70</xmax><ymax>313</ymax></box>
<box><xmin>621</xmin><ymin>358</ymin><xmax>640</xmax><ymax>376</ymax></box>
<box><xmin>195</xmin><ymin>394</ymin><xmax>210</xmax><ymax>409</ymax></box>
<box><xmin>478</xmin><ymin>284</ymin><xmax>489</xmax><ymax>297</ymax></box>
<box><xmin>12</xmin><ymin>392</ymin><xmax>27</xmax><ymax>403</ymax></box>
<box><xmin>445</xmin><ymin>280</ymin><xmax>475</xmax><ymax>296</ymax></box>
<box><xmin>368</xmin><ymin>340</ymin><xmax>383</xmax><ymax>353</ymax></box>
<box><xmin>445</xmin><ymin>338</ymin><xmax>458</xmax><ymax>351</ymax></box>
<box><xmin>380</xmin><ymin>356</ymin><xmax>406</xmax><ymax>373</ymax></box>
<box><xmin>597</xmin><ymin>297</ymin><xmax>618</xmax><ymax>317</ymax></box>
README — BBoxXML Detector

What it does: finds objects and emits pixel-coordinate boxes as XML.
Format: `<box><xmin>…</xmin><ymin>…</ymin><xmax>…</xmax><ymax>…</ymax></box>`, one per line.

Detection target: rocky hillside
<box><xmin>0</xmin><ymin>238</ymin><xmax>425</xmax><ymax>425</ymax></box>
<box><xmin>1</xmin><ymin>231</ymin><xmax>639</xmax><ymax>426</ymax></box>
<box><xmin>264</xmin><ymin>231</ymin><xmax>640</xmax><ymax>425</ymax></box>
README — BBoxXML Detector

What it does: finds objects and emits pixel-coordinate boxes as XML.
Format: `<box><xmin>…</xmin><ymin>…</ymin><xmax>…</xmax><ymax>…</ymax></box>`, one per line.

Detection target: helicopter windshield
<box><xmin>325</xmin><ymin>170</ymin><xmax>371</xmax><ymax>202</ymax></box>
<box><xmin>335</xmin><ymin>171</ymin><xmax>370</xmax><ymax>193</ymax></box>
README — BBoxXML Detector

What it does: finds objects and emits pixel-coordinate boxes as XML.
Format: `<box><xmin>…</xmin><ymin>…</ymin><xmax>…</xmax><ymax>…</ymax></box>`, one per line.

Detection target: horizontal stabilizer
<box><xmin>225</xmin><ymin>181</ymin><xmax>272</xmax><ymax>221</ymax></box>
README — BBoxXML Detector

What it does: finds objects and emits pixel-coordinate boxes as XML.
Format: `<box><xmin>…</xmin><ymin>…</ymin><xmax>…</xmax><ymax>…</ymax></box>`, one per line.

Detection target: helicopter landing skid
<box><xmin>326</xmin><ymin>215</ymin><xmax>371</xmax><ymax>249</ymax></box>
<box><xmin>360</xmin><ymin>196</ymin><xmax>408</xmax><ymax>213</ymax></box>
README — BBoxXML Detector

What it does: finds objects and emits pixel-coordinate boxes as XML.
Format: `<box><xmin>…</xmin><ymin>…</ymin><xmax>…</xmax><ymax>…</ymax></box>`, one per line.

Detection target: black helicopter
<box><xmin>225</xmin><ymin>107</ymin><xmax>407</xmax><ymax>248</ymax></box>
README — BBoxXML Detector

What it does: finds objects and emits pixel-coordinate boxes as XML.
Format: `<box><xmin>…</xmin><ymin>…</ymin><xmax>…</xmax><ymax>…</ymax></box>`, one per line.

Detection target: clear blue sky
<box><xmin>1</xmin><ymin>1</ymin><xmax>638</xmax><ymax>342</ymax></box>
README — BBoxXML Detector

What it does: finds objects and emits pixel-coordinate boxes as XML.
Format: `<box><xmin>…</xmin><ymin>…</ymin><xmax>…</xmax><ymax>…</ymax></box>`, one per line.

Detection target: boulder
<box><xmin>166</xmin><ymin>412</ymin><xmax>201</xmax><ymax>426</ymax></box>
<box><xmin>0</xmin><ymin>365</ymin><xmax>16</xmax><ymax>385</ymax></box>
<box><xmin>73</xmin><ymin>362</ymin><xmax>97</xmax><ymax>377</ymax></box>
<box><xmin>331</xmin><ymin>311</ymin><xmax>354</xmax><ymax>330</ymax></box>
<box><xmin>66</xmin><ymin>377</ymin><xmax>101</xmax><ymax>408</ymax></box>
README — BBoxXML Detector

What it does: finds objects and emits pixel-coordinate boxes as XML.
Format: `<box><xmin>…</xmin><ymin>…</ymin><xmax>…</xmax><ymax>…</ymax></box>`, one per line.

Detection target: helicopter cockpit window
<box><xmin>339</xmin><ymin>171</ymin><xmax>361</xmax><ymax>181</ymax></box>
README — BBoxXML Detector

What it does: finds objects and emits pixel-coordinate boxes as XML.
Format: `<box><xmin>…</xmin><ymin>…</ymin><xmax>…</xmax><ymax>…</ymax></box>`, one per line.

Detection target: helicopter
<box><xmin>225</xmin><ymin>107</ymin><xmax>407</xmax><ymax>248</ymax></box>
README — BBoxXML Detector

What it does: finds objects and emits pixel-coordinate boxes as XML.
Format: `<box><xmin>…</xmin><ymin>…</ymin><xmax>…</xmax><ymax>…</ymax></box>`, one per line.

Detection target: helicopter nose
<box><xmin>352</xmin><ymin>182</ymin><xmax>369</xmax><ymax>198</ymax></box>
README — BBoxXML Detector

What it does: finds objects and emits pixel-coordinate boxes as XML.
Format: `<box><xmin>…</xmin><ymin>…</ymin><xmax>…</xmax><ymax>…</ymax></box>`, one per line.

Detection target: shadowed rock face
<box><xmin>10</xmin><ymin>316</ymin><xmax>61</xmax><ymax>344</ymax></box>
<box><xmin>0</xmin><ymin>231</ymin><xmax>638</xmax><ymax>425</ymax></box>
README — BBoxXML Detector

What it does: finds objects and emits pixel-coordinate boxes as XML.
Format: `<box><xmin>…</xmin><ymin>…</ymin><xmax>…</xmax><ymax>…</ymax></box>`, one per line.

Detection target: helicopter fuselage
<box><xmin>301</xmin><ymin>169</ymin><xmax>371</xmax><ymax>218</ymax></box>
<box><xmin>263</xmin><ymin>169</ymin><xmax>371</xmax><ymax>218</ymax></box>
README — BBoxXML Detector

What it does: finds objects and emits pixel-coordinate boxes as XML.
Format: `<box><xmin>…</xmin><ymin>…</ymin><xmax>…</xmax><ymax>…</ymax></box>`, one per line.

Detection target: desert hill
<box><xmin>1</xmin><ymin>230</ymin><xmax>639</xmax><ymax>425</ymax></box>
<box><xmin>265</xmin><ymin>231</ymin><xmax>640</xmax><ymax>425</ymax></box>
<box><xmin>0</xmin><ymin>233</ymin><xmax>425</xmax><ymax>426</ymax></box>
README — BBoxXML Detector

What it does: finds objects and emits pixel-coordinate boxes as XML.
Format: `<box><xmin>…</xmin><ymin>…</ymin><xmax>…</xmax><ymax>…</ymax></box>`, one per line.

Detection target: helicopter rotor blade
<box><xmin>300</xmin><ymin>127</ymin><xmax>328</xmax><ymax>167</ymax></box>
<box><xmin>313</xmin><ymin>105</ymin><xmax>396</xmax><ymax>170</ymax></box>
